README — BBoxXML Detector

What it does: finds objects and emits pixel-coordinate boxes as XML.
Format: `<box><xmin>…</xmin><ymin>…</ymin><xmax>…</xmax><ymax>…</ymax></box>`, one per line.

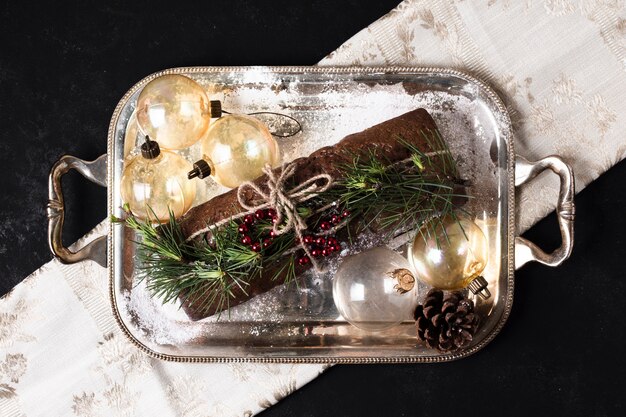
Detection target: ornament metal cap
<box><xmin>188</xmin><ymin>159</ymin><xmax>212</xmax><ymax>180</ymax></box>
<box><xmin>467</xmin><ymin>275</ymin><xmax>491</xmax><ymax>300</ymax></box>
<box><xmin>209</xmin><ymin>100</ymin><xmax>222</xmax><ymax>118</ymax></box>
<box><xmin>141</xmin><ymin>135</ymin><xmax>160</xmax><ymax>159</ymax></box>
<box><xmin>389</xmin><ymin>268</ymin><xmax>415</xmax><ymax>294</ymax></box>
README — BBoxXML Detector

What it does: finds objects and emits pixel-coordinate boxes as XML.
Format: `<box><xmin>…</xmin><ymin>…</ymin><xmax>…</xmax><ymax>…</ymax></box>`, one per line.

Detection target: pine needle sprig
<box><xmin>126</xmin><ymin>209</ymin><xmax>297</xmax><ymax>316</ymax></box>
<box><xmin>125</xmin><ymin>206</ymin><xmax>186</xmax><ymax>262</ymax></box>
<box><xmin>319</xmin><ymin>132</ymin><xmax>466</xmax><ymax>240</ymax></box>
<box><xmin>399</xmin><ymin>128</ymin><xmax>459</xmax><ymax>179</ymax></box>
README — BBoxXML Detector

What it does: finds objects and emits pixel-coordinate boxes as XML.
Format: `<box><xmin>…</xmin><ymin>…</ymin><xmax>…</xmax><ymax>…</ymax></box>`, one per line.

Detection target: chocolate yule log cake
<box><xmin>180</xmin><ymin>108</ymin><xmax>443</xmax><ymax>237</ymax></box>
<box><xmin>127</xmin><ymin>108</ymin><xmax>465</xmax><ymax>321</ymax></box>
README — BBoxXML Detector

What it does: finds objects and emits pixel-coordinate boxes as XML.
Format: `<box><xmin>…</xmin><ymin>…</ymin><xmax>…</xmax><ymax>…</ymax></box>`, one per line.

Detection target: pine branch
<box><xmin>319</xmin><ymin>133</ymin><xmax>466</xmax><ymax>239</ymax></box>
<box><xmin>126</xmin><ymin>209</ymin><xmax>297</xmax><ymax>316</ymax></box>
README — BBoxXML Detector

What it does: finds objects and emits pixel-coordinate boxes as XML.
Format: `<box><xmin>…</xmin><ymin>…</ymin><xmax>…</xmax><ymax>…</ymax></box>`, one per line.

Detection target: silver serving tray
<box><xmin>47</xmin><ymin>66</ymin><xmax>574</xmax><ymax>363</ymax></box>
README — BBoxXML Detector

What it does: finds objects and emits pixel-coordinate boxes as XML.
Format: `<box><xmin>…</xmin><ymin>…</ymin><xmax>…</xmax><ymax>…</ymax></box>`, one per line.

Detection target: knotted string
<box><xmin>186</xmin><ymin>162</ymin><xmax>334</xmax><ymax>271</ymax></box>
<box><xmin>237</xmin><ymin>163</ymin><xmax>333</xmax><ymax>272</ymax></box>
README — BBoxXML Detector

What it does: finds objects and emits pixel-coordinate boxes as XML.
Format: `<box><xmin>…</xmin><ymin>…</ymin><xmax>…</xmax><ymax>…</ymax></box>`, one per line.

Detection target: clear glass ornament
<box><xmin>190</xmin><ymin>114</ymin><xmax>280</xmax><ymax>188</ymax></box>
<box><xmin>409</xmin><ymin>215</ymin><xmax>488</xmax><ymax>290</ymax></box>
<box><xmin>120</xmin><ymin>139</ymin><xmax>196</xmax><ymax>222</ymax></box>
<box><xmin>333</xmin><ymin>247</ymin><xmax>417</xmax><ymax>332</ymax></box>
<box><xmin>136</xmin><ymin>74</ymin><xmax>210</xmax><ymax>150</ymax></box>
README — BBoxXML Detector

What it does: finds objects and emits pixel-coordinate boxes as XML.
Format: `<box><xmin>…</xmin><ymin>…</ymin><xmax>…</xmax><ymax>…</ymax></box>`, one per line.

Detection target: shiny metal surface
<box><xmin>48</xmin><ymin>66</ymin><xmax>575</xmax><ymax>363</ymax></box>
<box><xmin>47</xmin><ymin>154</ymin><xmax>108</xmax><ymax>268</ymax></box>
<box><xmin>514</xmin><ymin>156</ymin><xmax>575</xmax><ymax>269</ymax></box>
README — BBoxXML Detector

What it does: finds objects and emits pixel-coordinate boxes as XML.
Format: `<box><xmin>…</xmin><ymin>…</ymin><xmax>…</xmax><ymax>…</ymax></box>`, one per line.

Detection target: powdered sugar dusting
<box><xmin>123</xmin><ymin>282</ymin><xmax>200</xmax><ymax>345</ymax></box>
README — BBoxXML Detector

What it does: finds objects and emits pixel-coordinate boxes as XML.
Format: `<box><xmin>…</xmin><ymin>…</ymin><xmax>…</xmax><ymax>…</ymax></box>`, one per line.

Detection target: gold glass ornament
<box><xmin>136</xmin><ymin>74</ymin><xmax>211</xmax><ymax>150</ymax></box>
<box><xmin>188</xmin><ymin>114</ymin><xmax>280</xmax><ymax>188</ymax></box>
<box><xmin>120</xmin><ymin>136</ymin><xmax>196</xmax><ymax>222</ymax></box>
<box><xmin>410</xmin><ymin>215</ymin><xmax>491</xmax><ymax>299</ymax></box>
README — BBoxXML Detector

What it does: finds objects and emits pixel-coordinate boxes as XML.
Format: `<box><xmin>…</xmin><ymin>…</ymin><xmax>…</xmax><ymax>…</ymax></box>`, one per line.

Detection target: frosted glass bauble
<box><xmin>410</xmin><ymin>215</ymin><xmax>488</xmax><ymax>290</ymax></box>
<box><xmin>136</xmin><ymin>74</ymin><xmax>210</xmax><ymax>150</ymax></box>
<box><xmin>198</xmin><ymin>114</ymin><xmax>280</xmax><ymax>188</ymax></box>
<box><xmin>121</xmin><ymin>150</ymin><xmax>196</xmax><ymax>222</ymax></box>
<box><xmin>333</xmin><ymin>247</ymin><xmax>417</xmax><ymax>332</ymax></box>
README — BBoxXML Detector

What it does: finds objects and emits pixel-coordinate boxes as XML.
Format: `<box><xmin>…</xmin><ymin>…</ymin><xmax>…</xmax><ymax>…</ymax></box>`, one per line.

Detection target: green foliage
<box><xmin>319</xmin><ymin>130</ymin><xmax>464</xmax><ymax>239</ymax></box>
<box><xmin>127</xmin><ymin>210</ymin><xmax>295</xmax><ymax>317</ymax></box>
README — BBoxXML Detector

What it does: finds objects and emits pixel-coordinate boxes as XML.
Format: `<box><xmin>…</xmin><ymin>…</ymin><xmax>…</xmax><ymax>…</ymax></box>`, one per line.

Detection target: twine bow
<box><xmin>237</xmin><ymin>162</ymin><xmax>333</xmax><ymax>271</ymax></box>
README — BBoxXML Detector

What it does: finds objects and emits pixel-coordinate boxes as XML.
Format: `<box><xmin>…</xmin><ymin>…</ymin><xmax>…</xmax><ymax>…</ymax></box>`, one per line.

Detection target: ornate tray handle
<box><xmin>47</xmin><ymin>154</ymin><xmax>108</xmax><ymax>267</ymax></box>
<box><xmin>515</xmin><ymin>156</ymin><xmax>575</xmax><ymax>269</ymax></box>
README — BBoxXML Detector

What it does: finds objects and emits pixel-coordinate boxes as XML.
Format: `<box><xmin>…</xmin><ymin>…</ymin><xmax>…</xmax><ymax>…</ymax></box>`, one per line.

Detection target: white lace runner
<box><xmin>2</xmin><ymin>1</ymin><xmax>624</xmax><ymax>415</ymax></box>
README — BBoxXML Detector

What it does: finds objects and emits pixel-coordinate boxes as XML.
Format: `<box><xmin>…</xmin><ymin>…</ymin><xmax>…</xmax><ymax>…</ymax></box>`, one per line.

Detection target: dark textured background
<box><xmin>1</xmin><ymin>1</ymin><xmax>625</xmax><ymax>416</ymax></box>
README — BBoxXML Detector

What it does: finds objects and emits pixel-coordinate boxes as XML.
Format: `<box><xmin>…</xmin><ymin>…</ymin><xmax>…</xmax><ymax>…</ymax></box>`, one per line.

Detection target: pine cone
<box><xmin>414</xmin><ymin>289</ymin><xmax>480</xmax><ymax>353</ymax></box>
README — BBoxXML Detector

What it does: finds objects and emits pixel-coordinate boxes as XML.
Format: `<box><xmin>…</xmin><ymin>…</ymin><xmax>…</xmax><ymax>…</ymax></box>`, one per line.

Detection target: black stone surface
<box><xmin>1</xmin><ymin>2</ymin><xmax>625</xmax><ymax>416</ymax></box>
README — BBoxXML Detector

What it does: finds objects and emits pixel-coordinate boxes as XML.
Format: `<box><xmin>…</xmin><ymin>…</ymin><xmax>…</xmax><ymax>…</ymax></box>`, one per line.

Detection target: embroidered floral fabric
<box><xmin>1</xmin><ymin>223</ymin><xmax>329</xmax><ymax>417</ymax></box>
<box><xmin>2</xmin><ymin>1</ymin><xmax>624</xmax><ymax>415</ymax></box>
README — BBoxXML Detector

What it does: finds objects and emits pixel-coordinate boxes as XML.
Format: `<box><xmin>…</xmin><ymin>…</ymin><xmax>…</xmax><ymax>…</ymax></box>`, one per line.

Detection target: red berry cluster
<box><xmin>296</xmin><ymin>209</ymin><xmax>350</xmax><ymax>266</ymax></box>
<box><xmin>237</xmin><ymin>208</ymin><xmax>278</xmax><ymax>253</ymax></box>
